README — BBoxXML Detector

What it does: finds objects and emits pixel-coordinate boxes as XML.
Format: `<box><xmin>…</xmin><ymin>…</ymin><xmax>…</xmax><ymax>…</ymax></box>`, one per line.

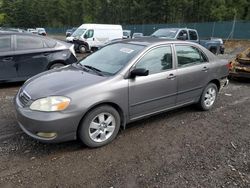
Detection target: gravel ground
<box><xmin>0</xmin><ymin>54</ymin><xmax>250</xmax><ymax>187</ymax></box>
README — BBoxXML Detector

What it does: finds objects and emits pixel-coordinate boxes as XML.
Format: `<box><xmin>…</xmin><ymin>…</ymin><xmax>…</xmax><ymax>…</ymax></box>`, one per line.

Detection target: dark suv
<box><xmin>0</xmin><ymin>33</ymin><xmax>77</xmax><ymax>83</ymax></box>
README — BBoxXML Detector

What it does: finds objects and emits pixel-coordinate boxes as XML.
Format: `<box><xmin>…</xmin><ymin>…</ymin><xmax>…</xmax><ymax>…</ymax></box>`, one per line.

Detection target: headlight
<box><xmin>30</xmin><ymin>96</ymin><xmax>70</xmax><ymax>112</ymax></box>
<box><xmin>69</xmin><ymin>44</ymin><xmax>76</xmax><ymax>57</ymax></box>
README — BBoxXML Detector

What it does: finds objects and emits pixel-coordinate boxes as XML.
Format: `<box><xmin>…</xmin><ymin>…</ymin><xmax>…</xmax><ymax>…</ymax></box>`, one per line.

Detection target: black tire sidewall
<box><xmin>78</xmin><ymin>105</ymin><xmax>121</xmax><ymax>148</ymax></box>
<box><xmin>199</xmin><ymin>83</ymin><xmax>218</xmax><ymax>111</ymax></box>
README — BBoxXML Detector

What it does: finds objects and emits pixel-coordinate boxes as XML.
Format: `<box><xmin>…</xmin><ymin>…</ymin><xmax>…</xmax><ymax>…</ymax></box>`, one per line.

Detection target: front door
<box><xmin>0</xmin><ymin>35</ymin><xmax>17</xmax><ymax>82</ymax></box>
<box><xmin>129</xmin><ymin>45</ymin><xmax>177</xmax><ymax>120</ymax></box>
<box><xmin>175</xmin><ymin>45</ymin><xmax>211</xmax><ymax>105</ymax></box>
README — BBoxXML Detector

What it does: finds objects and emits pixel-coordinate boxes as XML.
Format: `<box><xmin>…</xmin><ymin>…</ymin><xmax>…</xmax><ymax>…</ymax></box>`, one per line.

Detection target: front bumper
<box><xmin>15</xmin><ymin>96</ymin><xmax>81</xmax><ymax>143</ymax></box>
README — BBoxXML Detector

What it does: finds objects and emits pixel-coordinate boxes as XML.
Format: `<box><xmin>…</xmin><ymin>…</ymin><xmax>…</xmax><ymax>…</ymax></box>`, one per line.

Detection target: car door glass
<box><xmin>16</xmin><ymin>35</ymin><xmax>44</xmax><ymax>50</ymax></box>
<box><xmin>177</xmin><ymin>30</ymin><xmax>188</xmax><ymax>39</ymax></box>
<box><xmin>176</xmin><ymin>45</ymin><xmax>206</xmax><ymax>68</ymax></box>
<box><xmin>0</xmin><ymin>35</ymin><xmax>11</xmax><ymax>52</ymax></box>
<box><xmin>136</xmin><ymin>46</ymin><xmax>173</xmax><ymax>75</ymax></box>
<box><xmin>86</xmin><ymin>30</ymin><xmax>94</xmax><ymax>38</ymax></box>
<box><xmin>189</xmin><ymin>30</ymin><xmax>198</xmax><ymax>40</ymax></box>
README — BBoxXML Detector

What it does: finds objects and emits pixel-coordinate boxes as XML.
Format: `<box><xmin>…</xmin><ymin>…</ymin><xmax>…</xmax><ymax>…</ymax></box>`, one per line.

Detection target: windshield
<box><xmin>71</xmin><ymin>28</ymin><xmax>86</xmax><ymax>37</ymax></box>
<box><xmin>79</xmin><ymin>43</ymin><xmax>144</xmax><ymax>75</ymax></box>
<box><xmin>151</xmin><ymin>29</ymin><xmax>178</xmax><ymax>38</ymax></box>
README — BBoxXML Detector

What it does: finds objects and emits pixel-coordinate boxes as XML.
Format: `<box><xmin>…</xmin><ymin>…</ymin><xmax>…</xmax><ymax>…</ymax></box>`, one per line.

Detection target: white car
<box><xmin>27</xmin><ymin>28</ymin><xmax>38</xmax><ymax>34</ymax></box>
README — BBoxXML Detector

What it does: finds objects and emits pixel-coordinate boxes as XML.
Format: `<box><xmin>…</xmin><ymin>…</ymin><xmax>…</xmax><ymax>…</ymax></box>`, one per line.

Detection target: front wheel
<box><xmin>79</xmin><ymin>45</ymin><xmax>88</xmax><ymax>54</ymax></box>
<box><xmin>198</xmin><ymin>83</ymin><xmax>218</xmax><ymax>111</ymax></box>
<box><xmin>78</xmin><ymin>105</ymin><xmax>121</xmax><ymax>148</ymax></box>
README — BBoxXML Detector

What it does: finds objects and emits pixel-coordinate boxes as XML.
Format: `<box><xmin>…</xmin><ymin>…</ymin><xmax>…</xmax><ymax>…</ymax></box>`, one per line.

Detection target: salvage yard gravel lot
<box><xmin>0</xmin><ymin>56</ymin><xmax>250</xmax><ymax>187</ymax></box>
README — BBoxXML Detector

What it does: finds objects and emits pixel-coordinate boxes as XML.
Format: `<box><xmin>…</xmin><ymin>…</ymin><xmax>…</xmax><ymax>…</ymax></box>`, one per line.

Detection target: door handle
<box><xmin>167</xmin><ymin>73</ymin><xmax>176</xmax><ymax>80</ymax></box>
<box><xmin>202</xmin><ymin>66</ymin><xmax>209</xmax><ymax>72</ymax></box>
<box><xmin>2</xmin><ymin>57</ymin><xmax>13</xmax><ymax>62</ymax></box>
<box><xmin>43</xmin><ymin>52</ymin><xmax>50</xmax><ymax>56</ymax></box>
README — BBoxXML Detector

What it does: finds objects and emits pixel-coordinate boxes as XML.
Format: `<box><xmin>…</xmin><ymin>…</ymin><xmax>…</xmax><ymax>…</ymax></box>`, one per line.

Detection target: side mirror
<box><xmin>84</xmin><ymin>34</ymin><xmax>88</xmax><ymax>39</ymax></box>
<box><xmin>130</xmin><ymin>68</ymin><xmax>149</xmax><ymax>78</ymax></box>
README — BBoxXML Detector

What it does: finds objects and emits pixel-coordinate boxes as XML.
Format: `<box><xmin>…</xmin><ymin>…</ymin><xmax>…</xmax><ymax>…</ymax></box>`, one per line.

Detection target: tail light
<box><xmin>227</xmin><ymin>62</ymin><xmax>232</xmax><ymax>70</ymax></box>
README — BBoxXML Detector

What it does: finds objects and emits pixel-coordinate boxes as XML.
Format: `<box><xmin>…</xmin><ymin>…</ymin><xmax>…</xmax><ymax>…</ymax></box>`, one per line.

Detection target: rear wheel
<box><xmin>198</xmin><ymin>83</ymin><xmax>218</xmax><ymax>111</ymax></box>
<box><xmin>210</xmin><ymin>48</ymin><xmax>217</xmax><ymax>55</ymax></box>
<box><xmin>78</xmin><ymin>105</ymin><xmax>121</xmax><ymax>148</ymax></box>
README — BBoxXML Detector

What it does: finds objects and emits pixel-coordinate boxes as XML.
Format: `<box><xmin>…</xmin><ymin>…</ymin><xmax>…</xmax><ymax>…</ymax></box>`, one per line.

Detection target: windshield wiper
<box><xmin>83</xmin><ymin>65</ymin><xmax>104</xmax><ymax>76</ymax></box>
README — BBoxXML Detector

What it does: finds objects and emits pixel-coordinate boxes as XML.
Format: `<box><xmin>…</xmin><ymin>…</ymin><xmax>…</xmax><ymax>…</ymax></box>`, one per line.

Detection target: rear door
<box><xmin>175</xmin><ymin>44</ymin><xmax>211</xmax><ymax>105</ymax></box>
<box><xmin>13</xmin><ymin>35</ymin><xmax>49</xmax><ymax>78</ymax></box>
<box><xmin>0</xmin><ymin>35</ymin><xmax>17</xmax><ymax>82</ymax></box>
<box><xmin>129</xmin><ymin>45</ymin><xmax>177</xmax><ymax>120</ymax></box>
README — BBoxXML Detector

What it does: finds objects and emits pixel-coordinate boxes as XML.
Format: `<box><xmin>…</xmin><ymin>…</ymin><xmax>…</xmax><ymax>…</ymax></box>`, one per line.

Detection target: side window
<box><xmin>16</xmin><ymin>35</ymin><xmax>44</xmax><ymax>50</ymax></box>
<box><xmin>176</xmin><ymin>45</ymin><xmax>207</xmax><ymax>68</ymax></box>
<box><xmin>85</xmin><ymin>29</ymin><xmax>94</xmax><ymax>38</ymax></box>
<box><xmin>0</xmin><ymin>35</ymin><xmax>11</xmax><ymax>52</ymax></box>
<box><xmin>177</xmin><ymin>30</ymin><xmax>188</xmax><ymax>39</ymax></box>
<box><xmin>136</xmin><ymin>46</ymin><xmax>172</xmax><ymax>75</ymax></box>
<box><xmin>189</xmin><ymin>30</ymin><xmax>198</xmax><ymax>40</ymax></box>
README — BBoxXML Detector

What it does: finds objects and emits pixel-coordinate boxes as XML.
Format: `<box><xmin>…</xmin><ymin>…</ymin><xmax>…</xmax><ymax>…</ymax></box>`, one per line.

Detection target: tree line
<box><xmin>0</xmin><ymin>0</ymin><xmax>249</xmax><ymax>28</ymax></box>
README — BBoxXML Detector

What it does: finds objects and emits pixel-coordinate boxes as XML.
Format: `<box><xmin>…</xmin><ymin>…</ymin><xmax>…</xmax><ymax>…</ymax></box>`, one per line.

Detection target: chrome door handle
<box><xmin>202</xmin><ymin>67</ymin><xmax>209</xmax><ymax>72</ymax></box>
<box><xmin>2</xmin><ymin>57</ymin><xmax>13</xmax><ymax>62</ymax></box>
<box><xmin>167</xmin><ymin>73</ymin><xmax>176</xmax><ymax>80</ymax></box>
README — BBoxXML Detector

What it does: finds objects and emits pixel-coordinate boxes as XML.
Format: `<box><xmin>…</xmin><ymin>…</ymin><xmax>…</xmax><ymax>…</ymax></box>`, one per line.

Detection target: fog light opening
<box><xmin>37</xmin><ymin>132</ymin><xmax>57</xmax><ymax>138</ymax></box>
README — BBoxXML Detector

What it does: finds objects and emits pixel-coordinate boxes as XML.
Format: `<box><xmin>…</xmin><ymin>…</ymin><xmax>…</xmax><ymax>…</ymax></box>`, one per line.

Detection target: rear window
<box><xmin>189</xmin><ymin>30</ymin><xmax>198</xmax><ymax>40</ymax></box>
<box><xmin>0</xmin><ymin>35</ymin><xmax>11</xmax><ymax>51</ymax></box>
<box><xmin>16</xmin><ymin>35</ymin><xmax>44</xmax><ymax>50</ymax></box>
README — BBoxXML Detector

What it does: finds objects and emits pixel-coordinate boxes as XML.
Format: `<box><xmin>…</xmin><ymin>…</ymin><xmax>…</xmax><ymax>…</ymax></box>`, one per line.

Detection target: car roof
<box><xmin>157</xmin><ymin>28</ymin><xmax>196</xmax><ymax>31</ymax></box>
<box><xmin>120</xmin><ymin>37</ymin><xmax>196</xmax><ymax>47</ymax></box>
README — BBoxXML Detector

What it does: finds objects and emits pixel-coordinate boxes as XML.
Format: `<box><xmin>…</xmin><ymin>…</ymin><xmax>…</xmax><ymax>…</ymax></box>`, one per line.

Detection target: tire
<box><xmin>210</xmin><ymin>48</ymin><xmax>217</xmax><ymax>55</ymax></box>
<box><xmin>79</xmin><ymin>45</ymin><xmax>88</xmax><ymax>54</ymax></box>
<box><xmin>78</xmin><ymin>105</ymin><xmax>121</xmax><ymax>148</ymax></box>
<box><xmin>198</xmin><ymin>83</ymin><xmax>218</xmax><ymax>111</ymax></box>
<box><xmin>49</xmin><ymin>63</ymin><xmax>65</xmax><ymax>70</ymax></box>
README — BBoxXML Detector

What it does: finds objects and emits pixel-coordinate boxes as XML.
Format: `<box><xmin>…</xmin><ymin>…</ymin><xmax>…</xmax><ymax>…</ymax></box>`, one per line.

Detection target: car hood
<box><xmin>22</xmin><ymin>65</ymin><xmax>109</xmax><ymax>99</ymax></box>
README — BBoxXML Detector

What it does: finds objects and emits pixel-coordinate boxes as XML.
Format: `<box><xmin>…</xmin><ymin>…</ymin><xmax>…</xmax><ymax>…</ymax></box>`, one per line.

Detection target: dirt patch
<box><xmin>224</xmin><ymin>40</ymin><xmax>250</xmax><ymax>55</ymax></box>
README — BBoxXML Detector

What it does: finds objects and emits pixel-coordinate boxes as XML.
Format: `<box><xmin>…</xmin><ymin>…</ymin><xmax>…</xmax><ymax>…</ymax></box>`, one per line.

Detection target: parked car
<box><xmin>66</xmin><ymin>24</ymin><xmax>123</xmax><ymax>53</ymax></box>
<box><xmin>132</xmin><ymin>32</ymin><xmax>144</xmax><ymax>38</ymax></box>
<box><xmin>66</xmin><ymin>27</ymin><xmax>77</xmax><ymax>37</ymax></box>
<box><xmin>151</xmin><ymin>28</ymin><xmax>224</xmax><ymax>54</ymax></box>
<box><xmin>27</xmin><ymin>28</ymin><xmax>38</xmax><ymax>35</ymax></box>
<box><xmin>36</xmin><ymin>28</ymin><xmax>47</xmax><ymax>36</ymax></box>
<box><xmin>0</xmin><ymin>32</ymin><xmax>77</xmax><ymax>83</ymax></box>
<box><xmin>15</xmin><ymin>38</ymin><xmax>229</xmax><ymax>147</ymax></box>
<box><xmin>123</xmin><ymin>30</ymin><xmax>131</xmax><ymax>39</ymax></box>
<box><xmin>0</xmin><ymin>27</ymin><xmax>27</xmax><ymax>33</ymax></box>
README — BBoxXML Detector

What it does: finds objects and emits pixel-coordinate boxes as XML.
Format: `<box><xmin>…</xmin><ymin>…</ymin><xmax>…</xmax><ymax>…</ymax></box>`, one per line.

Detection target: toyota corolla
<box><xmin>15</xmin><ymin>38</ymin><xmax>229</xmax><ymax>148</ymax></box>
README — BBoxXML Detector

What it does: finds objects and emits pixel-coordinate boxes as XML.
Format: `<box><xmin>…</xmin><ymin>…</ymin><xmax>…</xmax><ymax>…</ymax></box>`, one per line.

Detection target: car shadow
<box><xmin>0</xmin><ymin>81</ymin><xmax>24</xmax><ymax>89</ymax></box>
<box><xmin>229</xmin><ymin>77</ymin><xmax>250</xmax><ymax>84</ymax></box>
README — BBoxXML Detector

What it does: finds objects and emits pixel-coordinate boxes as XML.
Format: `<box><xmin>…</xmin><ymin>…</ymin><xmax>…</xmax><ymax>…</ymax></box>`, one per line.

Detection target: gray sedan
<box><xmin>15</xmin><ymin>38</ymin><xmax>229</xmax><ymax>148</ymax></box>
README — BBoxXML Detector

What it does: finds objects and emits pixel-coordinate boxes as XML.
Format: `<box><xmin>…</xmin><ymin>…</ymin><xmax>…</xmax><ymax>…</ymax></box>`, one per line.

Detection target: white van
<box><xmin>66</xmin><ymin>24</ymin><xmax>123</xmax><ymax>52</ymax></box>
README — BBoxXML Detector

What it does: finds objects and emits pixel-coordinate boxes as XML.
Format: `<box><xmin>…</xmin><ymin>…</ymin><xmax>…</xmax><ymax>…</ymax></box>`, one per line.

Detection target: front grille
<box><xmin>19</xmin><ymin>90</ymin><xmax>31</xmax><ymax>106</ymax></box>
